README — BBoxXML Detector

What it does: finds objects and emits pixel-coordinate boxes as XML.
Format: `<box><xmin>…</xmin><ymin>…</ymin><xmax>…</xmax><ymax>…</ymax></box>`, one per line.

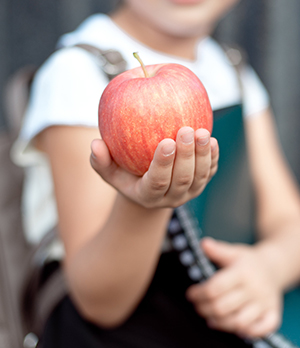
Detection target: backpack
<box><xmin>0</xmin><ymin>46</ymin><xmax>127</xmax><ymax>348</ymax></box>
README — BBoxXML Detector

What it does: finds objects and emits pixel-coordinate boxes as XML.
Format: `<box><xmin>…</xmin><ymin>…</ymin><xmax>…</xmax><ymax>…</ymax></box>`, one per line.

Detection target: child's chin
<box><xmin>167</xmin><ymin>0</ymin><xmax>206</xmax><ymax>5</ymax></box>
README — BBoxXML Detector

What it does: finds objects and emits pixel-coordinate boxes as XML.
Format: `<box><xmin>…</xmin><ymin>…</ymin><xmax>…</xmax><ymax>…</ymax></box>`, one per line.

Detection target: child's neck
<box><xmin>110</xmin><ymin>8</ymin><xmax>203</xmax><ymax>61</ymax></box>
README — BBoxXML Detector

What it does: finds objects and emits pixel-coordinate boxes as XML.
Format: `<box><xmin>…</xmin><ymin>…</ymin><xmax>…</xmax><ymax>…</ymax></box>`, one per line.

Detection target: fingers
<box><xmin>187</xmin><ymin>267</ymin><xmax>241</xmax><ymax>302</ymax></box>
<box><xmin>90</xmin><ymin>139</ymin><xmax>116</xmax><ymax>178</ymax></box>
<box><xmin>190</xmin><ymin>287</ymin><xmax>280</xmax><ymax>338</ymax></box>
<box><xmin>91</xmin><ymin>137</ymin><xmax>177</xmax><ymax>206</ymax></box>
<box><xmin>194</xmin><ymin>287</ymin><xmax>248</xmax><ymax>319</ymax></box>
<box><xmin>209</xmin><ymin>137</ymin><xmax>219</xmax><ymax>179</ymax></box>
<box><xmin>206</xmin><ymin>304</ymin><xmax>281</xmax><ymax>338</ymax></box>
<box><xmin>188</xmin><ymin>128</ymin><xmax>212</xmax><ymax>193</ymax></box>
<box><xmin>90</xmin><ymin>138</ymin><xmax>136</xmax><ymax>195</ymax></box>
<box><xmin>201</xmin><ymin>237</ymin><xmax>243</xmax><ymax>268</ymax></box>
<box><xmin>186</xmin><ymin>243</ymin><xmax>282</xmax><ymax>339</ymax></box>
<box><xmin>166</xmin><ymin>127</ymin><xmax>196</xmax><ymax>199</ymax></box>
<box><xmin>246</xmin><ymin>309</ymin><xmax>281</xmax><ymax>338</ymax></box>
<box><xmin>206</xmin><ymin>302</ymin><xmax>261</xmax><ymax>333</ymax></box>
<box><xmin>90</xmin><ymin>126</ymin><xmax>219</xmax><ymax>208</ymax></box>
<box><xmin>190</xmin><ymin>130</ymin><xmax>218</xmax><ymax>193</ymax></box>
<box><xmin>144</xmin><ymin>126</ymin><xmax>217</xmax><ymax>206</ymax></box>
<box><xmin>138</xmin><ymin>138</ymin><xmax>176</xmax><ymax>206</ymax></box>
<box><xmin>166</xmin><ymin>127</ymin><xmax>218</xmax><ymax>201</ymax></box>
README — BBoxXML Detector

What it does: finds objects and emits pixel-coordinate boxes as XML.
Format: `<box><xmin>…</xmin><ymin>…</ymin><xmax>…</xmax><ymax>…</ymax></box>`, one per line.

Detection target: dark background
<box><xmin>1</xmin><ymin>0</ymin><xmax>300</xmax><ymax>178</ymax></box>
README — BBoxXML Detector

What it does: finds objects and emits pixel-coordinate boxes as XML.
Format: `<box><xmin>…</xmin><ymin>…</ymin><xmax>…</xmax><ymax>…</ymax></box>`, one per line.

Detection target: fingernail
<box><xmin>197</xmin><ymin>134</ymin><xmax>209</xmax><ymax>146</ymax></box>
<box><xmin>162</xmin><ymin>143</ymin><xmax>176</xmax><ymax>156</ymax></box>
<box><xmin>211</xmin><ymin>141</ymin><xmax>217</xmax><ymax>152</ymax></box>
<box><xmin>181</xmin><ymin>131</ymin><xmax>194</xmax><ymax>144</ymax></box>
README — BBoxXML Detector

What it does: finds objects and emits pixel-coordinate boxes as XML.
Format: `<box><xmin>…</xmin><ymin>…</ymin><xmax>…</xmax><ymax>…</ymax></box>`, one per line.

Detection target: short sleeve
<box><xmin>20</xmin><ymin>46</ymin><xmax>109</xmax><ymax>142</ymax></box>
<box><xmin>240</xmin><ymin>65</ymin><xmax>270</xmax><ymax>118</ymax></box>
<box><xmin>12</xmin><ymin>46</ymin><xmax>109</xmax><ymax>243</ymax></box>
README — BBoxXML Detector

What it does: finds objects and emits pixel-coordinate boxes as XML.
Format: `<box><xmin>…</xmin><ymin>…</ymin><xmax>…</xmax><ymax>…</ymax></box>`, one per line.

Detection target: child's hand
<box><xmin>186</xmin><ymin>238</ymin><xmax>283</xmax><ymax>339</ymax></box>
<box><xmin>90</xmin><ymin>126</ymin><xmax>218</xmax><ymax>209</ymax></box>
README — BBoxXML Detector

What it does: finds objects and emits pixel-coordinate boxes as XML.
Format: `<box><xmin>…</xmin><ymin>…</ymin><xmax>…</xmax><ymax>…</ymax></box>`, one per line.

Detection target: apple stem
<box><xmin>133</xmin><ymin>52</ymin><xmax>150</xmax><ymax>78</ymax></box>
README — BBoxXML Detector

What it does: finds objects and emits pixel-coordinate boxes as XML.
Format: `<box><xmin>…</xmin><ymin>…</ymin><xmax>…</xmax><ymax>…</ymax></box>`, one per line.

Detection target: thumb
<box><xmin>90</xmin><ymin>139</ymin><xmax>116</xmax><ymax>174</ymax></box>
<box><xmin>201</xmin><ymin>237</ymin><xmax>242</xmax><ymax>267</ymax></box>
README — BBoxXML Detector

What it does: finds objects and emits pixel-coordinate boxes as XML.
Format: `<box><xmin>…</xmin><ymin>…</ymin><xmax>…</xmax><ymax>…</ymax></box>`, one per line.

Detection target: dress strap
<box><xmin>221</xmin><ymin>44</ymin><xmax>248</xmax><ymax>101</ymax></box>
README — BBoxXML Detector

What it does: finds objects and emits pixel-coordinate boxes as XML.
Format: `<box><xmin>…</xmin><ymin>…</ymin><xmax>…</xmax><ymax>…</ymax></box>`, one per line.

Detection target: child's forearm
<box><xmin>65</xmin><ymin>193</ymin><xmax>172</xmax><ymax>328</ymax></box>
<box><xmin>256</xmin><ymin>218</ymin><xmax>300</xmax><ymax>292</ymax></box>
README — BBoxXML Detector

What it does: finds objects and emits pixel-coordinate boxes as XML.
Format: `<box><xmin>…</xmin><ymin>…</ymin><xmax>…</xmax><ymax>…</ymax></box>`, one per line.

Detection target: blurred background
<box><xmin>1</xmin><ymin>0</ymin><xmax>300</xmax><ymax>178</ymax></box>
<box><xmin>0</xmin><ymin>0</ymin><xmax>300</xmax><ymax>347</ymax></box>
<box><xmin>0</xmin><ymin>0</ymin><xmax>300</xmax><ymax>346</ymax></box>
<box><xmin>0</xmin><ymin>0</ymin><xmax>300</xmax><ymax>181</ymax></box>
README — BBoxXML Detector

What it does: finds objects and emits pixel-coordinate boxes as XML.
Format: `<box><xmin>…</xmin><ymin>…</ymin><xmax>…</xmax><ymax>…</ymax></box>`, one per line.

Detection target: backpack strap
<box><xmin>74</xmin><ymin>43</ymin><xmax>127</xmax><ymax>80</ymax></box>
<box><xmin>4</xmin><ymin>66</ymin><xmax>37</xmax><ymax>138</ymax></box>
<box><xmin>17</xmin><ymin>44</ymin><xmax>127</xmax><ymax>343</ymax></box>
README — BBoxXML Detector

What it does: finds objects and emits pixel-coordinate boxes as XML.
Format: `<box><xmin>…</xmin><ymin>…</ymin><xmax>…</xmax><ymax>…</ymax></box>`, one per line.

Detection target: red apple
<box><xmin>98</xmin><ymin>53</ymin><xmax>213</xmax><ymax>176</ymax></box>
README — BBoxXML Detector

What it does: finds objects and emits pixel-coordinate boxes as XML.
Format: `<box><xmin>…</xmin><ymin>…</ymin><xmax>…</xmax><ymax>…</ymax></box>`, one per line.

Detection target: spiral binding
<box><xmin>166</xmin><ymin>206</ymin><xmax>298</xmax><ymax>348</ymax></box>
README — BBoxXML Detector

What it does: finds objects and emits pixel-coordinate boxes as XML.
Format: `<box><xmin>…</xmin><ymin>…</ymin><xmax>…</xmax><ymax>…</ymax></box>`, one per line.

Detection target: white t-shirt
<box><xmin>12</xmin><ymin>14</ymin><xmax>270</xmax><ymax>244</ymax></box>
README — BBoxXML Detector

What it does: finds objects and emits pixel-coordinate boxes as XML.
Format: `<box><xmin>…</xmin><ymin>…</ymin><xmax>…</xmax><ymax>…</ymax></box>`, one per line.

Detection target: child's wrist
<box><xmin>254</xmin><ymin>241</ymin><xmax>291</xmax><ymax>292</ymax></box>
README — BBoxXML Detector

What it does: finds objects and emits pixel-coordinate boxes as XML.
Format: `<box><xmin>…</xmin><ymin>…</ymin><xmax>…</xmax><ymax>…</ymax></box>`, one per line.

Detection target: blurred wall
<box><xmin>0</xmin><ymin>0</ymin><xmax>118</xmax><ymax>130</ymax></box>
<box><xmin>215</xmin><ymin>0</ymin><xmax>300</xmax><ymax>181</ymax></box>
<box><xmin>1</xmin><ymin>0</ymin><xmax>300</xmax><ymax>179</ymax></box>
